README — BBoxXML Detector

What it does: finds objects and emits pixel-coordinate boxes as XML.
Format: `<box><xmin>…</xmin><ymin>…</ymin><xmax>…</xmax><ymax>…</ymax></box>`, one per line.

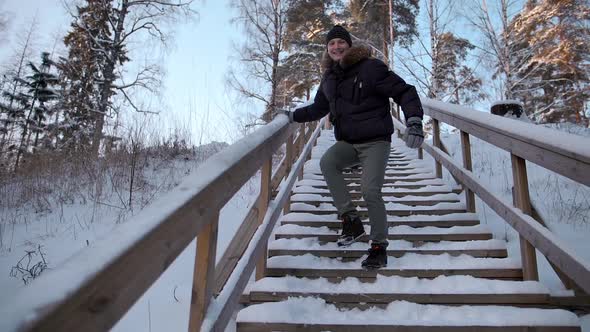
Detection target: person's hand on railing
<box><xmin>404</xmin><ymin>117</ymin><xmax>424</xmax><ymax>148</ymax></box>
<box><xmin>275</xmin><ymin>109</ymin><xmax>294</xmax><ymax>123</ymax></box>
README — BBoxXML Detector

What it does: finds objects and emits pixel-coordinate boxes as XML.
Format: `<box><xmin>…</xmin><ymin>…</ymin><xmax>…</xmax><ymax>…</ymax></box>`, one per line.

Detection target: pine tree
<box><xmin>11</xmin><ymin>52</ymin><xmax>60</xmax><ymax>170</ymax></box>
<box><xmin>61</xmin><ymin>0</ymin><xmax>112</xmax><ymax>151</ymax></box>
<box><xmin>434</xmin><ymin>33</ymin><xmax>485</xmax><ymax>105</ymax></box>
<box><xmin>279</xmin><ymin>0</ymin><xmax>340</xmax><ymax>104</ymax></box>
<box><xmin>348</xmin><ymin>0</ymin><xmax>419</xmax><ymax>63</ymax></box>
<box><xmin>511</xmin><ymin>0</ymin><xmax>590</xmax><ymax>124</ymax></box>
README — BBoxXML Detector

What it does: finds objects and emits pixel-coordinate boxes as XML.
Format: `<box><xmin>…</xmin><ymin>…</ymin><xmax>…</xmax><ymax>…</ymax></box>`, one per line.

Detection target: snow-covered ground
<box><xmin>0</xmin><ymin>119</ymin><xmax>589</xmax><ymax>331</ymax></box>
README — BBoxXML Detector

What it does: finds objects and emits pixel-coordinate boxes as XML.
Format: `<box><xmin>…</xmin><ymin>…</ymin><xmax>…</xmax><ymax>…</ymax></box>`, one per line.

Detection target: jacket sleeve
<box><xmin>292</xmin><ymin>81</ymin><xmax>330</xmax><ymax>123</ymax></box>
<box><xmin>371</xmin><ymin>59</ymin><xmax>423</xmax><ymax>120</ymax></box>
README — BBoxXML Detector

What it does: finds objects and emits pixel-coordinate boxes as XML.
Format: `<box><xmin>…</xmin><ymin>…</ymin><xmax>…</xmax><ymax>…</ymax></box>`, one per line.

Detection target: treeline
<box><xmin>229</xmin><ymin>0</ymin><xmax>589</xmax><ymax>126</ymax></box>
<box><xmin>0</xmin><ymin>0</ymin><xmax>195</xmax><ymax>172</ymax></box>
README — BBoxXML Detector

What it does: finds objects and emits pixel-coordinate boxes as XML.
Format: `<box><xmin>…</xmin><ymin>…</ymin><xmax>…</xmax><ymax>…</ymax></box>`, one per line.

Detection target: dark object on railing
<box><xmin>491</xmin><ymin>100</ymin><xmax>524</xmax><ymax>118</ymax></box>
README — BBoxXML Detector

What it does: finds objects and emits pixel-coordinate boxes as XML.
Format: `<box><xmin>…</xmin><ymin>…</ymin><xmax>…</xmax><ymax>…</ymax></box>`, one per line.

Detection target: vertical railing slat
<box><xmin>511</xmin><ymin>154</ymin><xmax>539</xmax><ymax>281</ymax></box>
<box><xmin>188</xmin><ymin>213</ymin><xmax>219</xmax><ymax>331</ymax></box>
<box><xmin>460</xmin><ymin>131</ymin><xmax>476</xmax><ymax>213</ymax></box>
<box><xmin>256</xmin><ymin>158</ymin><xmax>272</xmax><ymax>280</ymax></box>
<box><xmin>284</xmin><ymin>134</ymin><xmax>294</xmax><ymax>214</ymax></box>
<box><xmin>432</xmin><ymin>119</ymin><xmax>442</xmax><ymax>178</ymax></box>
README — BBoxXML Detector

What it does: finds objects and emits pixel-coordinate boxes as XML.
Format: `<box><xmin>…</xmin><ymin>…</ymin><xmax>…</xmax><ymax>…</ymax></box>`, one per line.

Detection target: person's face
<box><xmin>327</xmin><ymin>38</ymin><xmax>350</xmax><ymax>62</ymax></box>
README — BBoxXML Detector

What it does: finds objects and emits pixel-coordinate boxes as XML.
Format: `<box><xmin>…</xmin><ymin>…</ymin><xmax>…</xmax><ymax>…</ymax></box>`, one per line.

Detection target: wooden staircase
<box><xmin>235</xmin><ymin>135</ymin><xmax>581</xmax><ymax>331</ymax></box>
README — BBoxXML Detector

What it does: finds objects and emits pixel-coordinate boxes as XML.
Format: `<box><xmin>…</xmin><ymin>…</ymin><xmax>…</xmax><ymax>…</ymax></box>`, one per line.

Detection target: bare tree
<box><xmin>227</xmin><ymin>0</ymin><xmax>288</xmax><ymax>123</ymax></box>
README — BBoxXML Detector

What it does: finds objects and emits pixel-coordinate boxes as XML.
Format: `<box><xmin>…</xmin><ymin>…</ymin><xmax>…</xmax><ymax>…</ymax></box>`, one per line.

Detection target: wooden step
<box><xmin>291</xmin><ymin>194</ymin><xmax>460</xmax><ymax>207</ymax></box>
<box><xmin>265</xmin><ymin>253</ymin><xmax>523</xmax><ymax>280</ymax></box>
<box><xmin>268</xmin><ymin>238</ymin><xmax>507</xmax><ymax>258</ymax></box>
<box><xmin>236</xmin><ymin>298</ymin><xmax>580</xmax><ymax>331</ymax></box>
<box><xmin>293</xmin><ymin>186</ymin><xmax>464</xmax><ymax>197</ymax></box>
<box><xmin>280</xmin><ymin>212</ymin><xmax>480</xmax><ymax>228</ymax></box>
<box><xmin>247</xmin><ymin>276</ymin><xmax>550</xmax><ymax>305</ymax></box>
<box><xmin>289</xmin><ymin>203</ymin><xmax>467</xmax><ymax>216</ymax></box>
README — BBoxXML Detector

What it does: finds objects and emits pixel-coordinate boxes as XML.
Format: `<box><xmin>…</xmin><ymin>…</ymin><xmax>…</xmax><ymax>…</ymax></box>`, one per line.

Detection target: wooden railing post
<box><xmin>188</xmin><ymin>213</ymin><xmax>219</xmax><ymax>331</ymax></box>
<box><xmin>256</xmin><ymin>157</ymin><xmax>272</xmax><ymax>280</ymax></box>
<box><xmin>511</xmin><ymin>154</ymin><xmax>539</xmax><ymax>281</ymax></box>
<box><xmin>418</xmin><ymin>147</ymin><xmax>423</xmax><ymax>159</ymax></box>
<box><xmin>432</xmin><ymin>118</ymin><xmax>442</xmax><ymax>178</ymax></box>
<box><xmin>298</xmin><ymin>124</ymin><xmax>305</xmax><ymax>180</ymax></box>
<box><xmin>396</xmin><ymin>104</ymin><xmax>402</xmax><ymax>139</ymax></box>
<box><xmin>460</xmin><ymin>131</ymin><xmax>476</xmax><ymax>213</ymax></box>
<box><xmin>284</xmin><ymin>134</ymin><xmax>294</xmax><ymax>214</ymax></box>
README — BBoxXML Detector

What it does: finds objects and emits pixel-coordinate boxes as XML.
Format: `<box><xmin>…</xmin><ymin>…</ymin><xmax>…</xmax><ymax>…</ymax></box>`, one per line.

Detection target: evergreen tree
<box><xmin>279</xmin><ymin>0</ymin><xmax>340</xmax><ymax>105</ymax></box>
<box><xmin>7</xmin><ymin>52</ymin><xmax>60</xmax><ymax>170</ymax></box>
<box><xmin>348</xmin><ymin>0</ymin><xmax>419</xmax><ymax>63</ymax></box>
<box><xmin>61</xmin><ymin>0</ymin><xmax>112</xmax><ymax>151</ymax></box>
<box><xmin>433</xmin><ymin>32</ymin><xmax>485</xmax><ymax>105</ymax></box>
<box><xmin>511</xmin><ymin>0</ymin><xmax>590</xmax><ymax>124</ymax></box>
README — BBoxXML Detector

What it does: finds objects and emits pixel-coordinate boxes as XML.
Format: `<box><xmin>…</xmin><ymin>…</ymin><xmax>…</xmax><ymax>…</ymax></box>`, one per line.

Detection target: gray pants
<box><xmin>319</xmin><ymin>140</ymin><xmax>391</xmax><ymax>245</ymax></box>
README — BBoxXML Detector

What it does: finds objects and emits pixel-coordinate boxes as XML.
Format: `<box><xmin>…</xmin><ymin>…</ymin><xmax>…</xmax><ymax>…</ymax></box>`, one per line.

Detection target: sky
<box><xmin>0</xmin><ymin>0</ymin><xmax>245</xmax><ymax>144</ymax></box>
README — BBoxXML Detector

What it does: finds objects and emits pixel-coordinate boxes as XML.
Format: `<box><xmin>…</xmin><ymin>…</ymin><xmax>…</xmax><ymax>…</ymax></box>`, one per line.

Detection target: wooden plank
<box><xmin>214</xmin><ymin>199</ymin><xmax>259</xmax><ymax>295</ymax></box>
<box><xmin>256</xmin><ymin>158</ymin><xmax>272</xmax><ymax>280</ymax></box>
<box><xmin>188</xmin><ymin>214</ymin><xmax>219</xmax><ymax>331</ymax></box>
<box><xmin>238</xmin><ymin>323</ymin><xmax>580</xmax><ymax>332</ymax></box>
<box><xmin>421</xmin><ymin>98</ymin><xmax>590</xmax><ymax>186</ymax></box>
<box><xmin>303</xmin><ymin>182</ymin><xmax>450</xmax><ymax>189</ymax></box>
<box><xmin>420</xmin><ymin>141</ymin><xmax>590</xmax><ymax>294</ymax></box>
<box><xmin>274</xmin><ymin>233</ymin><xmax>493</xmax><ymax>242</ymax></box>
<box><xmin>288</xmin><ymin>208</ymin><xmax>468</xmax><ymax>216</ymax></box>
<box><xmin>433</xmin><ymin>118</ymin><xmax>442</xmax><ymax>178</ymax></box>
<box><xmin>292</xmin><ymin>199</ymin><xmax>459</xmax><ymax>207</ymax></box>
<box><xmin>284</xmin><ymin>134</ymin><xmax>294</xmax><ymax>214</ymax></box>
<box><xmin>460</xmin><ymin>131</ymin><xmax>476</xmax><ymax>213</ymax></box>
<box><xmin>205</xmin><ymin>119</ymin><xmax>326</xmax><ymax>332</ymax></box>
<box><xmin>249</xmin><ymin>291</ymin><xmax>549</xmax><ymax>305</ymax></box>
<box><xmin>511</xmin><ymin>154</ymin><xmax>539</xmax><ymax>281</ymax></box>
<box><xmin>294</xmin><ymin>189</ymin><xmax>463</xmax><ymax>197</ymax></box>
<box><xmin>268</xmin><ymin>248</ymin><xmax>508</xmax><ymax>259</ymax></box>
<box><xmin>265</xmin><ymin>267</ymin><xmax>523</xmax><ymax>279</ymax></box>
<box><xmin>281</xmin><ymin>219</ymin><xmax>480</xmax><ymax>228</ymax></box>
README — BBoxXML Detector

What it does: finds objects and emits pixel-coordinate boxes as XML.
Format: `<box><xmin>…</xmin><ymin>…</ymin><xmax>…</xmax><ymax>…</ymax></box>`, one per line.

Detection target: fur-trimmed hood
<box><xmin>321</xmin><ymin>43</ymin><xmax>373</xmax><ymax>72</ymax></box>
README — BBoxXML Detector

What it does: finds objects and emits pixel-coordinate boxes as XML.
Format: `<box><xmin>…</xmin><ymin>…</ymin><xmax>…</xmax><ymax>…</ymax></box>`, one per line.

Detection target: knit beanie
<box><xmin>326</xmin><ymin>25</ymin><xmax>352</xmax><ymax>47</ymax></box>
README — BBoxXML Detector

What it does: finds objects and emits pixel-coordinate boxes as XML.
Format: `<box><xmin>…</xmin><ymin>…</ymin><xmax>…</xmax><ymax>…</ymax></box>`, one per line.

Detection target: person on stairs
<box><xmin>280</xmin><ymin>25</ymin><xmax>424</xmax><ymax>269</ymax></box>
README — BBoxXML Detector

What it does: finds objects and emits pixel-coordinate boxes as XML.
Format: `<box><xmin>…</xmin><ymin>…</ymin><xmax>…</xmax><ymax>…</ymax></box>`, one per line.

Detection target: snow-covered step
<box><xmin>290</xmin><ymin>193</ymin><xmax>460</xmax><ymax>207</ymax></box>
<box><xmin>268</xmin><ymin>238</ymin><xmax>507</xmax><ymax>259</ymax></box>
<box><xmin>265</xmin><ymin>253</ymin><xmax>523</xmax><ymax>280</ymax></box>
<box><xmin>280</xmin><ymin>212</ymin><xmax>480</xmax><ymax>228</ymax></box>
<box><xmin>274</xmin><ymin>223</ymin><xmax>493</xmax><ymax>242</ymax></box>
<box><xmin>236</xmin><ymin>298</ymin><xmax>580</xmax><ymax>332</ymax></box>
<box><xmin>293</xmin><ymin>184</ymin><xmax>463</xmax><ymax>196</ymax></box>
<box><xmin>297</xmin><ymin>178</ymin><xmax>449</xmax><ymax>188</ymax></box>
<box><xmin>247</xmin><ymin>275</ymin><xmax>550</xmax><ymax>305</ymax></box>
<box><xmin>289</xmin><ymin>202</ymin><xmax>467</xmax><ymax>217</ymax></box>
<box><xmin>303</xmin><ymin>172</ymin><xmax>440</xmax><ymax>183</ymax></box>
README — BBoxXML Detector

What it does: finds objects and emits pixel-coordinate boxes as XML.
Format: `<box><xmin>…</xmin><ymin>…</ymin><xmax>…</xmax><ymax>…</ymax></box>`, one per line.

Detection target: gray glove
<box><xmin>404</xmin><ymin>116</ymin><xmax>424</xmax><ymax>148</ymax></box>
<box><xmin>276</xmin><ymin>109</ymin><xmax>294</xmax><ymax>123</ymax></box>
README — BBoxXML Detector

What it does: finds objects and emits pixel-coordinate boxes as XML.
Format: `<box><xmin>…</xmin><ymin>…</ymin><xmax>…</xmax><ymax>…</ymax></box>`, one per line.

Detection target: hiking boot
<box><xmin>361</xmin><ymin>243</ymin><xmax>387</xmax><ymax>269</ymax></box>
<box><xmin>336</xmin><ymin>212</ymin><xmax>365</xmax><ymax>247</ymax></box>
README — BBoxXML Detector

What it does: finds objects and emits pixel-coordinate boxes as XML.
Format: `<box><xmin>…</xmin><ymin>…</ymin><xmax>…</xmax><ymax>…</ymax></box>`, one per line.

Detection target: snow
<box><xmin>269</xmin><ymin>238</ymin><xmax>506</xmax><ymax>251</ymax></box>
<box><xmin>250</xmin><ymin>275</ymin><xmax>549</xmax><ymax>294</ymax></box>
<box><xmin>237</xmin><ymin>298</ymin><xmax>579</xmax><ymax>326</ymax></box>
<box><xmin>1</xmin><ymin>110</ymin><xmax>589</xmax><ymax>331</ymax></box>
<box><xmin>274</xmin><ymin>224</ymin><xmax>492</xmax><ymax>235</ymax></box>
<box><xmin>267</xmin><ymin>253</ymin><xmax>521</xmax><ymax>270</ymax></box>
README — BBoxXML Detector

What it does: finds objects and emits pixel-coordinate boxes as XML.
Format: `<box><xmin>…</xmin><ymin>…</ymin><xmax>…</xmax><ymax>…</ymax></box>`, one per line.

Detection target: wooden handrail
<box><xmin>392</xmin><ymin>115</ymin><xmax>590</xmax><ymax>294</ymax></box>
<box><xmin>421</xmin><ymin>97</ymin><xmax>590</xmax><ymax>186</ymax></box>
<box><xmin>201</xmin><ymin>119</ymin><xmax>325</xmax><ymax>331</ymax></box>
<box><xmin>0</xmin><ymin>117</ymin><xmax>300</xmax><ymax>332</ymax></box>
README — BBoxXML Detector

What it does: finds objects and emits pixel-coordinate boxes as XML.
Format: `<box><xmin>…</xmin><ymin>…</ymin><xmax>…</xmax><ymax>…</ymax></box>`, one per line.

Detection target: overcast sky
<box><xmin>0</xmin><ymin>0</ymin><xmax>245</xmax><ymax>144</ymax></box>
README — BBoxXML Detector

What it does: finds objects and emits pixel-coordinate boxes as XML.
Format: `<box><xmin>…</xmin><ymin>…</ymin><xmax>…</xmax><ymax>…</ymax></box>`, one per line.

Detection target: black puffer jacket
<box><xmin>292</xmin><ymin>44</ymin><xmax>423</xmax><ymax>143</ymax></box>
